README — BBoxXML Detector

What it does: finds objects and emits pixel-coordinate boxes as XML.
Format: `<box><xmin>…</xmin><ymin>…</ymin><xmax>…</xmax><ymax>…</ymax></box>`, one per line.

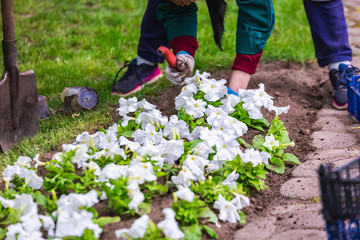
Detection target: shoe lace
<box><xmin>112</xmin><ymin>60</ymin><xmax>143</xmax><ymax>89</ymax></box>
<box><xmin>338</xmin><ymin>65</ymin><xmax>360</xmax><ymax>88</ymax></box>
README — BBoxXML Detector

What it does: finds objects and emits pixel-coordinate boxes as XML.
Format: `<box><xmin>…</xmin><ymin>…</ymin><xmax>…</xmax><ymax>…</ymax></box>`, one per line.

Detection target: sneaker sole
<box><xmin>111</xmin><ymin>71</ymin><xmax>163</xmax><ymax>96</ymax></box>
<box><xmin>332</xmin><ymin>100</ymin><xmax>348</xmax><ymax>110</ymax></box>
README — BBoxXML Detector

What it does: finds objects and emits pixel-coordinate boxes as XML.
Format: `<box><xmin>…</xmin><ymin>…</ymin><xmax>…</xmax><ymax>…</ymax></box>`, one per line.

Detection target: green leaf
<box><xmin>93</xmin><ymin>216</ymin><xmax>120</xmax><ymax>227</ymax></box>
<box><xmin>252</xmin><ymin>134</ymin><xmax>265</xmax><ymax>149</ymax></box>
<box><xmin>283</xmin><ymin>153</ymin><xmax>301</xmax><ymax>164</ymax></box>
<box><xmin>32</xmin><ymin>191</ymin><xmax>48</xmax><ymax>206</ymax></box>
<box><xmin>182</xmin><ymin>224</ymin><xmax>202</xmax><ymax>240</ymax></box>
<box><xmin>202</xmin><ymin>225</ymin><xmax>218</xmax><ymax>239</ymax></box>
<box><xmin>137</xmin><ymin>202</ymin><xmax>151</xmax><ymax>215</ymax></box>
<box><xmin>237</xmin><ymin>138</ymin><xmax>252</xmax><ymax>149</ymax></box>
<box><xmin>197</xmin><ymin>207</ymin><xmax>218</xmax><ymax>223</ymax></box>
<box><xmin>238</xmin><ymin>211</ymin><xmax>247</xmax><ymax>225</ymax></box>
<box><xmin>122</xmin><ymin>131</ymin><xmax>134</xmax><ymax>138</ymax></box>
<box><xmin>0</xmin><ymin>228</ymin><xmax>6</xmax><ymax>240</ymax></box>
<box><xmin>266</xmin><ymin>157</ymin><xmax>285</xmax><ymax>174</ymax></box>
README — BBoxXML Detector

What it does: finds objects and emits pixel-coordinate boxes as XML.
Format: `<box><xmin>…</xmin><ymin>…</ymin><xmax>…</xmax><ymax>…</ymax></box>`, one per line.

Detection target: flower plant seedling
<box><xmin>0</xmin><ymin>71</ymin><xmax>298</xmax><ymax>239</ymax></box>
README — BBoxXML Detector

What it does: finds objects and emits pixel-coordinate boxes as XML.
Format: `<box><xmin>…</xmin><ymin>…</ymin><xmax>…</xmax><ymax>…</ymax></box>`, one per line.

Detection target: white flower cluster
<box><xmin>0</xmin><ymin>71</ymin><xmax>291</xmax><ymax>239</ymax></box>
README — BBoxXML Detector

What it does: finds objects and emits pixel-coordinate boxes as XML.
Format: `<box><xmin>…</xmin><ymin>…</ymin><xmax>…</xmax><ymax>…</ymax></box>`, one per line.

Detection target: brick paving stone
<box><xmin>272</xmin><ymin>203</ymin><xmax>325</xmax><ymax>230</ymax></box>
<box><xmin>232</xmin><ymin>216</ymin><xmax>277</xmax><ymax>240</ymax></box>
<box><xmin>268</xmin><ymin>229</ymin><xmax>327</xmax><ymax>240</ymax></box>
<box><xmin>330</xmin><ymin>157</ymin><xmax>358</xmax><ymax>169</ymax></box>
<box><xmin>313</xmin><ymin>116</ymin><xmax>346</xmax><ymax>132</ymax></box>
<box><xmin>280</xmin><ymin>178</ymin><xmax>320</xmax><ymax>199</ymax></box>
<box><xmin>317</xmin><ymin>108</ymin><xmax>353</xmax><ymax>118</ymax></box>
<box><xmin>305</xmin><ymin>148</ymin><xmax>360</xmax><ymax>162</ymax></box>
<box><xmin>311</xmin><ymin>131</ymin><xmax>357</xmax><ymax>150</ymax></box>
<box><xmin>292</xmin><ymin>160</ymin><xmax>324</xmax><ymax>178</ymax></box>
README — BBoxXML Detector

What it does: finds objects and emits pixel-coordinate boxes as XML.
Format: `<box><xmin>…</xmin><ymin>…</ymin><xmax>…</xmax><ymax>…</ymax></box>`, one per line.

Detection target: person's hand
<box><xmin>165</xmin><ymin>54</ymin><xmax>195</xmax><ymax>87</ymax></box>
<box><xmin>171</xmin><ymin>0</ymin><xmax>197</xmax><ymax>7</ymax></box>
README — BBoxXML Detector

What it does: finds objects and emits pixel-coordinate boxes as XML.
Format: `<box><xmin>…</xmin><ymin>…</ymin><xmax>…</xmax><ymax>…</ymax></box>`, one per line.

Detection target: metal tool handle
<box><xmin>1</xmin><ymin>0</ymin><xmax>19</xmax><ymax>129</ymax></box>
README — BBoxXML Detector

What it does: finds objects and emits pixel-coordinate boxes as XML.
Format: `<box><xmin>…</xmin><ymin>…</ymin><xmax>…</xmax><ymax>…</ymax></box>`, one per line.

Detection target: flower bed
<box><xmin>0</xmin><ymin>71</ymin><xmax>301</xmax><ymax>240</ymax></box>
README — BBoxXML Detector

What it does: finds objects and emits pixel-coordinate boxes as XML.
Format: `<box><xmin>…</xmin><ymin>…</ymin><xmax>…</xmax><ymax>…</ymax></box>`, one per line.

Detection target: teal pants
<box><xmin>156</xmin><ymin>0</ymin><xmax>275</xmax><ymax>55</ymax></box>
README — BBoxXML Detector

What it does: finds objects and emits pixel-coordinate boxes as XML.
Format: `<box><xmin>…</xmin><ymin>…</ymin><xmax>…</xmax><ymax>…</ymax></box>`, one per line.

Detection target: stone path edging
<box><xmin>232</xmin><ymin>2</ymin><xmax>360</xmax><ymax>239</ymax></box>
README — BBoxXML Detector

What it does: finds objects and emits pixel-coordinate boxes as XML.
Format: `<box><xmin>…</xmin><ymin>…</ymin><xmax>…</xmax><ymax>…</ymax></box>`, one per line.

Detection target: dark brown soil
<box><xmin>1</xmin><ymin>61</ymin><xmax>332</xmax><ymax>240</ymax></box>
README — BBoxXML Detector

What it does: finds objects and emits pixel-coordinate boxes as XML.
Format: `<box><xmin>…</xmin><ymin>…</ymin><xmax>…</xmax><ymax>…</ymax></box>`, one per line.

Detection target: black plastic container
<box><xmin>319</xmin><ymin>157</ymin><xmax>360</xmax><ymax>240</ymax></box>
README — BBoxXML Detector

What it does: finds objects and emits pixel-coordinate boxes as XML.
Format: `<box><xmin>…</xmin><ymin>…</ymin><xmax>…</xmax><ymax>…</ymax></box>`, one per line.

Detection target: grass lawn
<box><xmin>0</xmin><ymin>0</ymin><xmax>315</xmax><ymax>167</ymax></box>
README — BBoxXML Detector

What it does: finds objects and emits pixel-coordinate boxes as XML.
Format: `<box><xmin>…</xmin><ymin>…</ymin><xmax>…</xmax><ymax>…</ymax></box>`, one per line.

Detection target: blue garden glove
<box><xmin>165</xmin><ymin>53</ymin><xmax>195</xmax><ymax>87</ymax></box>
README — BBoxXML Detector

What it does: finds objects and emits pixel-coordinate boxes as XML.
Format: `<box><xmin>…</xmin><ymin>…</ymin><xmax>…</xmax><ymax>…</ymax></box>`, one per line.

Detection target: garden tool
<box><xmin>0</xmin><ymin>0</ymin><xmax>40</xmax><ymax>152</ymax></box>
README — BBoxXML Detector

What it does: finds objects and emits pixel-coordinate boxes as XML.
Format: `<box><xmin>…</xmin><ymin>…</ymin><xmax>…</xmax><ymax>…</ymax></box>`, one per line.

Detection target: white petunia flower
<box><xmin>14</xmin><ymin>156</ymin><xmax>32</xmax><ymax>168</ymax></box>
<box><xmin>163</xmin><ymin>115</ymin><xmax>190</xmax><ymax>140</ymax></box>
<box><xmin>231</xmin><ymin>193</ymin><xmax>250</xmax><ymax>210</ymax></box>
<box><xmin>119</xmin><ymin>136</ymin><xmax>141</xmax><ymax>152</ymax></box>
<box><xmin>260</xmin><ymin>151</ymin><xmax>271</xmax><ymax>165</ymax></box>
<box><xmin>127</xmin><ymin>161</ymin><xmax>157</xmax><ymax>184</ymax></box>
<box><xmin>240</xmin><ymin>148</ymin><xmax>264</xmax><ymax>167</ymax></box>
<box><xmin>98</xmin><ymin>163</ymin><xmax>128</xmax><ymax>182</ymax></box>
<box><xmin>184</xmin><ymin>70</ymin><xmax>211</xmax><ymax>85</ymax></box>
<box><xmin>174</xmin><ymin>185</ymin><xmax>195</xmax><ymax>202</ymax></box>
<box><xmin>85</xmin><ymin>161</ymin><xmax>101</xmax><ymax>175</ymax></box>
<box><xmin>175</xmin><ymin>92</ymin><xmax>191</xmax><ymax>110</ymax></box>
<box><xmin>137</xmin><ymin>98</ymin><xmax>156</xmax><ymax>111</ymax></box>
<box><xmin>268</xmin><ymin>104</ymin><xmax>290</xmax><ymax>115</ymax></box>
<box><xmin>221</xmin><ymin>170</ymin><xmax>239</xmax><ymax>189</ymax></box>
<box><xmin>12</xmin><ymin>194</ymin><xmax>37</xmax><ymax>217</ymax></box>
<box><xmin>55</xmin><ymin>210</ymin><xmax>102</xmax><ymax>238</ymax></box>
<box><xmin>161</xmin><ymin>139</ymin><xmax>184</xmax><ymax>165</ymax></box>
<box><xmin>171</xmin><ymin>166</ymin><xmax>196</xmax><ymax>187</ymax></box>
<box><xmin>239</xmin><ymin>83</ymin><xmax>273</xmax><ymax>108</ymax></box>
<box><xmin>137</xmin><ymin>141</ymin><xmax>165</xmax><ymax>166</ymax></box>
<box><xmin>127</xmin><ymin>182</ymin><xmax>145</xmax><ymax>210</ymax></box>
<box><xmin>242</xmin><ymin>101</ymin><xmax>263</xmax><ymax>119</ymax></box>
<box><xmin>20</xmin><ymin>207</ymin><xmax>42</xmax><ymax>233</ymax></box>
<box><xmin>184</xmin><ymin>97</ymin><xmax>206</xmax><ymax>119</ymax></box>
<box><xmin>132</xmin><ymin>124</ymin><xmax>163</xmax><ymax>145</ymax></box>
<box><xmin>75</xmin><ymin>131</ymin><xmax>105</xmax><ymax>149</ymax></box>
<box><xmin>99</xmin><ymin>130</ymin><xmax>118</xmax><ymax>150</ymax></box>
<box><xmin>39</xmin><ymin>215</ymin><xmax>56</xmax><ymax>237</ymax></box>
<box><xmin>214</xmin><ymin>194</ymin><xmax>240</xmax><ymax>223</ymax></box>
<box><xmin>263</xmin><ymin>134</ymin><xmax>280</xmax><ymax>150</ymax></box>
<box><xmin>206</xmin><ymin>160</ymin><xmax>225</xmax><ymax>172</ymax></box>
<box><xmin>115</xmin><ymin>215</ymin><xmax>149</xmax><ymax>239</ymax></box>
<box><xmin>19</xmin><ymin>168</ymin><xmax>43</xmax><ymax>189</ymax></box>
<box><xmin>205</xmin><ymin>105</ymin><xmax>228</xmax><ymax>126</ymax></box>
<box><xmin>183</xmin><ymin>155</ymin><xmax>209</xmax><ymax>170</ymax></box>
<box><xmin>6</xmin><ymin>223</ymin><xmax>44</xmax><ymax>240</ymax></box>
<box><xmin>136</xmin><ymin>109</ymin><xmax>168</xmax><ymax>129</ymax></box>
<box><xmin>199</xmin><ymin>127</ymin><xmax>221</xmax><ymax>147</ymax></box>
<box><xmin>182</xmin><ymin>160</ymin><xmax>205</xmax><ymax>182</ymax></box>
<box><xmin>103</xmin><ymin>141</ymin><xmax>126</xmax><ymax>159</ymax></box>
<box><xmin>213</xmin><ymin>138</ymin><xmax>241</xmax><ymax>161</ymax></box>
<box><xmin>62</xmin><ymin>144</ymin><xmax>90</xmax><ymax>168</ymax></box>
<box><xmin>199</xmin><ymin>77</ymin><xmax>227</xmax><ymax>102</ymax></box>
<box><xmin>220</xmin><ymin>94</ymin><xmax>241</xmax><ymax>113</ymax></box>
<box><xmin>2</xmin><ymin>165</ymin><xmax>21</xmax><ymax>181</ymax></box>
<box><xmin>227</xmin><ymin>116</ymin><xmax>248</xmax><ymax>137</ymax></box>
<box><xmin>56</xmin><ymin>190</ymin><xmax>99</xmax><ymax>215</ymax></box>
<box><xmin>157</xmin><ymin>208</ymin><xmax>185</xmax><ymax>240</ymax></box>
<box><xmin>191</xmin><ymin>141</ymin><xmax>215</xmax><ymax>159</ymax></box>
<box><xmin>180</xmin><ymin>83</ymin><xmax>198</xmax><ymax>96</ymax></box>
<box><xmin>117</xmin><ymin>97</ymin><xmax>138</xmax><ymax>117</ymax></box>
<box><xmin>120</xmin><ymin>114</ymin><xmax>134</xmax><ymax>127</ymax></box>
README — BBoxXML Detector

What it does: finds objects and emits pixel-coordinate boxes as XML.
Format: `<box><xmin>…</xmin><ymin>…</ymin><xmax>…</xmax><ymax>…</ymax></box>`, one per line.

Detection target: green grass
<box><xmin>0</xmin><ymin>0</ymin><xmax>315</xmax><ymax>167</ymax></box>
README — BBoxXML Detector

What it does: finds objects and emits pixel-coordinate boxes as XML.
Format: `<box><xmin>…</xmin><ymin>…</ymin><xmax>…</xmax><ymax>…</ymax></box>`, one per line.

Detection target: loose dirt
<box><xmin>1</xmin><ymin>61</ymin><xmax>333</xmax><ymax>240</ymax></box>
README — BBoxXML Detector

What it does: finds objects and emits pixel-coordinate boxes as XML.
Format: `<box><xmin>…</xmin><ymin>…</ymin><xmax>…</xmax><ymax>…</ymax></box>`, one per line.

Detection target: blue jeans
<box><xmin>303</xmin><ymin>0</ymin><xmax>352</xmax><ymax>67</ymax></box>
